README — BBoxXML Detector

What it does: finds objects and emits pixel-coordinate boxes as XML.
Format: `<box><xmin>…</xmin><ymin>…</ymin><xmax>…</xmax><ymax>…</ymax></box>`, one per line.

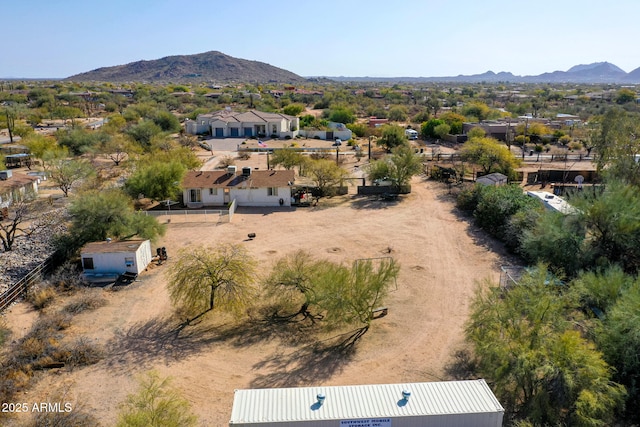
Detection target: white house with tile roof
<box><xmin>185</xmin><ymin>109</ymin><xmax>299</xmax><ymax>139</ymax></box>
<box><xmin>182</xmin><ymin>167</ymin><xmax>295</xmax><ymax>207</ymax></box>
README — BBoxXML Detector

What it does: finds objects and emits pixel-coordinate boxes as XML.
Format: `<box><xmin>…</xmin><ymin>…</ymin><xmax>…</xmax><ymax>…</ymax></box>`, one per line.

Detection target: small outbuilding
<box><xmin>476</xmin><ymin>172</ymin><xmax>508</xmax><ymax>186</ymax></box>
<box><xmin>229</xmin><ymin>379</ymin><xmax>504</xmax><ymax>427</ymax></box>
<box><xmin>80</xmin><ymin>239</ymin><xmax>152</xmax><ymax>282</ymax></box>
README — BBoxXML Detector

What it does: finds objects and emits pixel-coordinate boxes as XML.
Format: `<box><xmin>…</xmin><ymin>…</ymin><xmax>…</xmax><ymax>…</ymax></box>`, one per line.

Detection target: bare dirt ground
<box><xmin>0</xmin><ymin>136</ymin><xmax>597</xmax><ymax>426</ymax></box>
<box><xmin>2</xmin><ymin>173</ymin><xmax>515</xmax><ymax>426</ymax></box>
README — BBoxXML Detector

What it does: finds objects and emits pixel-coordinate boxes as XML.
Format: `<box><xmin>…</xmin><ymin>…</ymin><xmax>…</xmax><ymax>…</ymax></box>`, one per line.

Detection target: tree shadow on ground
<box><xmin>442</xmin><ymin>348</ymin><xmax>480</xmax><ymax>380</ymax></box>
<box><xmin>249</xmin><ymin>327</ymin><xmax>365</xmax><ymax>388</ymax></box>
<box><xmin>350</xmin><ymin>196</ymin><xmax>400</xmax><ymax>210</ymax></box>
<box><xmin>104</xmin><ymin>311</ymin><xmax>325</xmax><ymax>372</ymax></box>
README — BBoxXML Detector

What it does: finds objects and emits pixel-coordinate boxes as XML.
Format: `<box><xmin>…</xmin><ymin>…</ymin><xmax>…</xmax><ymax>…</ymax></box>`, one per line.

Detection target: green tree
<box><xmin>152</xmin><ymin>110</ymin><xmax>181</xmax><ymax>133</ymax></box>
<box><xmin>388</xmin><ymin>106</ymin><xmax>408</xmax><ymax>122</ymax></box>
<box><xmin>462</xmin><ymin>101</ymin><xmax>492</xmax><ymax>121</ymax></box>
<box><xmin>126</xmin><ymin>120</ymin><xmax>163</xmax><ymax>148</ymax></box>
<box><xmin>440</xmin><ymin>112</ymin><xmax>465</xmax><ymax>134</ymax></box>
<box><xmin>433</xmin><ymin>123</ymin><xmax>451</xmax><ymax>138</ymax></box>
<box><xmin>282</xmin><ymin>103</ymin><xmax>305</xmax><ymax>116</ymax></box>
<box><xmin>304</xmin><ymin>159</ymin><xmax>349</xmax><ymax>201</ymax></box>
<box><xmin>328</xmin><ymin>107</ymin><xmax>355</xmax><ymax>124</ymax></box>
<box><xmin>597</xmin><ymin>280</ymin><xmax>640</xmax><ymax>421</ymax></box>
<box><xmin>467</xmin><ymin>126</ymin><xmax>486</xmax><ymax>139</ymax></box>
<box><xmin>48</xmin><ymin>157</ymin><xmax>95</xmax><ymax>197</ymax></box>
<box><xmin>167</xmin><ymin>244</ymin><xmax>257</xmax><ymax>317</ymax></box>
<box><xmin>473</xmin><ymin>184</ymin><xmax>539</xmax><ymax>238</ymax></box>
<box><xmin>467</xmin><ymin>267</ymin><xmax>626</xmax><ymax>425</ymax></box>
<box><xmin>592</xmin><ymin>108</ymin><xmax>640</xmax><ymax>186</ymax></box>
<box><xmin>124</xmin><ymin>160</ymin><xmax>187</xmax><ymax>202</ymax></box>
<box><xmin>367</xmin><ymin>144</ymin><xmax>422</xmax><ymax>187</ymax></box>
<box><xmin>520</xmin><ymin>210</ymin><xmax>585</xmax><ymax>277</ymax></box>
<box><xmin>420</xmin><ymin>118</ymin><xmax>444</xmax><ymax>139</ymax></box>
<box><xmin>66</xmin><ymin>189</ymin><xmax>165</xmax><ymax>248</ymax></box>
<box><xmin>460</xmin><ymin>136</ymin><xmax>521</xmax><ymax>178</ymax></box>
<box><xmin>270</xmin><ymin>148</ymin><xmax>306</xmax><ymax>171</ymax></box>
<box><xmin>22</xmin><ymin>133</ymin><xmax>58</xmax><ymax>166</ymax></box>
<box><xmin>56</xmin><ymin>127</ymin><xmax>109</xmax><ymax>155</ymax></box>
<box><xmin>572</xmin><ymin>181</ymin><xmax>640</xmax><ymax>273</ymax></box>
<box><xmin>266</xmin><ymin>251</ymin><xmax>399</xmax><ymax>333</ymax></box>
<box><xmin>376</xmin><ymin>124</ymin><xmax>407</xmax><ymax>151</ymax></box>
<box><xmin>117</xmin><ymin>371</ymin><xmax>198</xmax><ymax>427</ymax></box>
<box><xmin>615</xmin><ymin>88</ymin><xmax>636</xmax><ymax>104</ymax></box>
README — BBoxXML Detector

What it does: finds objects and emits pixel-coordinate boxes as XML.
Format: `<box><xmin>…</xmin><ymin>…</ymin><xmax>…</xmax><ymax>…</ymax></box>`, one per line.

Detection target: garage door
<box><xmin>215</xmin><ymin>128</ymin><xmax>224</xmax><ymax>138</ymax></box>
<box><xmin>243</xmin><ymin>127</ymin><xmax>253</xmax><ymax>137</ymax></box>
<box><xmin>230</xmin><ymin>128</ymin><xmax>239</xmax><ymax>137</ymax></box>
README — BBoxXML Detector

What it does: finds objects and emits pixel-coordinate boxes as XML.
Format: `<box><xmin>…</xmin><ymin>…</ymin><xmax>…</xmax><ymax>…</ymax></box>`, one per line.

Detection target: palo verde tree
<box><xmin>124</xmin><ymin>159</ymin><xmax>186</xmax><ymax>202</ymax></box>
<box><xmin>466</xmin><ymin>266</ymin><xmax>626</xmax><ymax>425</ymax></box>
<box><xmin>460</xmin><ymin>136</ymin><xmax>521</xmax><ymax>179</ymax></box>
<box><xmin>63</xmin><ymin>188</ymin><xmax>165</xmax><ymax>252</ymax></box>
<box><xmin>47</xmin><ymin>157</ymin><xmax>96</xmax><ymax>197</ymax></box>
<box><xmin>116</xmin><ymin>371</ymin><xmax>198</xmax><ymax>427</ymax></box>
<box><xmin>366</xmin><ymin>144</ymin><xmax>423</xmax><ymax>188</ymax></box>
<box><xmin>269</xmin><ymin>148</ymin><xmax>306</xmax><ymax>171</ymax></box>
<box><xmin>376</xmin><ymin>124</ymin><xmax>407</xmax><ymax>152</ymax></box>
<box><xmin>265</xmin><ymin>251</ymin><xmax>399</xmax><ymax>336</ymax></box>
<box><xmin>592</xmin><ymin>108</ymin><xmax>640</xmax><ymax>186</ymax></box>
<box><xmin>304</xmin><ymin>158</ymin><xmax>349</xmax><ymax>201</ymax></box>
<box><xmin>167</xmin><ymin>244</ymin><xmax>257</xmax><ymax>319</ymax></box>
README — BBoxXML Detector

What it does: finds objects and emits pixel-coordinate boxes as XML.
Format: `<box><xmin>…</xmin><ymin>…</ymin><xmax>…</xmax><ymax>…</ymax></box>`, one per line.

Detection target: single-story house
<box><xmin>0</xmin><ymin>171</ymin><xmax>39</xmax><ymax>209</ymax></box>
<box><xmin>80</xmin><ymin>239</ymin><xmax>153</xmax><ymax>281</ymax></box>
<box><xmin>476</xmin><ymin>172</ymin><xmax>508</xmax><ymax>186</ymax></box>
<box><xmin>182</xmin><ymin>167</ymin><xmax>295</xmax><ymax>208</ymax></box>
<box><xmin>299</xmin><ymin>121</ymin><xmax>353</xmax><ymax>141</ymax></box>
<box><xmin>185</xmin><ymin>109</ymin><xmax>299</xmax><ymax>139</ymax></box>
<box><xmin>229</xmin><ymin>379</ymin><xmax>504</xmax><ymax>426</ymax></box>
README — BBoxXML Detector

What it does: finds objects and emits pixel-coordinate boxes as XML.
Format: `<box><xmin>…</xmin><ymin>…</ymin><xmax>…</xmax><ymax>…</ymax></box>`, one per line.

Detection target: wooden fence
<box><xmin>0</xmin><ymin>253</ymin><xmax>57</xmax><ymax>312</ymax></box>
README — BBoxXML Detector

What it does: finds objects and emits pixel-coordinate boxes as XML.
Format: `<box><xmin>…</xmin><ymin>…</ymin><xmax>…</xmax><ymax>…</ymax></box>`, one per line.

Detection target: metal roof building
<box><xmin>229</xmin><ymin>379</ymin><xmax>504</xmax><ymax>427</ymax></box>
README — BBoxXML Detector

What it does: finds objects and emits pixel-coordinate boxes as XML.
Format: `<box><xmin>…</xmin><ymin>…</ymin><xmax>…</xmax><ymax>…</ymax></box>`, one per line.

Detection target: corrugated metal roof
<box><xmin>229</xmin><ymin>380</ymin><xmax>504</xmax><ymax>423</ymax></box>
<box><xmin>81</xmin><ymin>239</ymin><xmax>148</xmax><ymax>254</ymax></box>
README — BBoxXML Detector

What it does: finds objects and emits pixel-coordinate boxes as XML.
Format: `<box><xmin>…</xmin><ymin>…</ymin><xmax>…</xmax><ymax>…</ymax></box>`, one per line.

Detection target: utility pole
<box><xmin>522</xmin><ymin>117</ymin><xmax>529</xmax><ymax>160</ymax></box>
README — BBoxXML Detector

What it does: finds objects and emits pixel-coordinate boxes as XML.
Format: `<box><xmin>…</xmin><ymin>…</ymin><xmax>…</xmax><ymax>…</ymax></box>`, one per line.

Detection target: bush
<box><xmin>64</xmin><ymin>337</ymin><xmax>104</xmax><ymax>367</ymax></box>
<box><xmin>63</xmin><ymin>292</ymin><xmax>107</xmax><ymax>314</ymax></box>
<box><xmin>28</xmin><ymin>285</ymin><xmax>57</xmax><ymax>310</ymax></box>
<box><xmin>237</xmin><ymin>151</ymin><xmax>252</xmax><ymax>160</ymax></box>
<box><xmin>456</xmin><ymin>184</ymin><xmax>480</xmax><ymax>212</ymax></box>
<box><xmin>218</xmin><ymin>155</ymin><xmax>235</xmax><ymax>168</ymax></box>
<box><xmin>49</xmin><ymin>261</ymin><xmax>88</xmax><ymax>291</ymax></box>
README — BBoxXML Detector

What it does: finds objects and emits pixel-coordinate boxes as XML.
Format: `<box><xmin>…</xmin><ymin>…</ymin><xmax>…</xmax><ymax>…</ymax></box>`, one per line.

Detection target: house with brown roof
<box><xmin>182</xmin><ymin>167</ymin><xmax>295</xmax><ymax>207</ymax></box>
<box><xmin>0</xmin><ymin>171</ymin><xmax>39</xmax><ymax>209</ymax></box>
<box><xmin>185</xmin><ymin>109</ymin><xmax>299</xmax><ymax>139</ymax></box>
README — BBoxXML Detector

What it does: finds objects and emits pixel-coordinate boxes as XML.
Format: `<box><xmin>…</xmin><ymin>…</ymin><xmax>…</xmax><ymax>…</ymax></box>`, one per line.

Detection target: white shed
<box><xmin>80</xmin><ymin>239</ymin><xmax>152</xmax><ymax>281</ymax></box>
<box><xmin>229</xmin><ymin>380</ymin><xmax>504</xmax><ymax>427</ymax></box>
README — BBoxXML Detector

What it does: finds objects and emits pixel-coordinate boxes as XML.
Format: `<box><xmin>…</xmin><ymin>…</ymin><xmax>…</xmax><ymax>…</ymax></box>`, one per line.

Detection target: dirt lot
<box><xmin>2</xmin><ymin>171</ymin><xmax>514</xmax><ymax>426</ymax></box>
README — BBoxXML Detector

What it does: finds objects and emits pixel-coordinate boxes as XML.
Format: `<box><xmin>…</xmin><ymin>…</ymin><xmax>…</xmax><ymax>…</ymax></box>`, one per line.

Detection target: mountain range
<box><xmin>65</xmin><ymin>51</ymin><xmax>640</xmax><ymax>84</ymax></box>
<box><xmin>329</xmin><ymin>62</ymin><xmax>640</xmax><ymax>84</ymax></box>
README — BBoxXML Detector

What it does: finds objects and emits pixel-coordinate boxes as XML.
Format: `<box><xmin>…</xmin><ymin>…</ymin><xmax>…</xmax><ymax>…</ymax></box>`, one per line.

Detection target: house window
<box><xmin>272</xmin><ymin>125</ymin><xmax>277</xmax><ymax>134</ymax></box>
<box><xmin>190</xmin><ymin>189</ymin><xmax>202</xmax><ymax>203</ymax></box>
<box><xmin>82</xmin><ymin>257</ymin><xmax>94</xmax><ymax>270</ymax></box>
<box><xmin>125</xmin><ymin>257</ymin><xmax>134</xmax><ymax>267</ymax></box>
<box><xmin>209</xmin><ymin>188</ymin><xmax>218</xmax><ymax>196</ymax></box>
<box><xmin>267</xmin><ymin>187</ymin><xmax>278</xmax><ymax>196</ymax></box>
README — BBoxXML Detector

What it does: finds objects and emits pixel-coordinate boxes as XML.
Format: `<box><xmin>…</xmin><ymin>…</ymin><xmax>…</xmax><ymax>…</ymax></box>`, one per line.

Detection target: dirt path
<box><xmin>3</xmin><ymin>177</ymin><xmax>511</xmax><ymax>426</ymax></box>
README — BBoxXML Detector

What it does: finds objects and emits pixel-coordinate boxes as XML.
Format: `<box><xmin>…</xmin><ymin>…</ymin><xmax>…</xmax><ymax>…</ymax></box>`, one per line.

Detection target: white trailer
<box><xmin>229</xmin><ymin>379</ymin><xmax>504</xmax><ymax>427</ymax></box>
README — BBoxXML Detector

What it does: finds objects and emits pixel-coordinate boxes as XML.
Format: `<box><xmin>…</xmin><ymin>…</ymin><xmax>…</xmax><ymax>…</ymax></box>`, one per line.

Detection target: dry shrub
<box><xmin>63</xmin><ymin>292</ymin><xmax>107</xmax><ymax>314</ymax></box>
<box><xmin>28</xmin><ymin>386</ymin><xmax>101</xmax><ymax>427</ymax></box>
<box><xmin>218</xmin><ymin>155</ymin><xmax>235</xmax><ymax>168</ymax></box>
<box><xmin>28</xmin><ymin>285</ymin><xmax>57</xmax><ymax>310</ymax></box>
<box><xmin>64</xmin><ymin>337</ymin><xmax>104</xmax><ymax>367</ymax></box>
<box><xmin>49</xmin><ymin>261</ymin><xmax>88</xmax><ymax>291</ymax></box>
<box><xmin>237</xmin><ymin>151</ymin><xmax>252</xmax><ymax>160</ymax></box>
<box><xmin>0</xmin><ymin>319</ymin><xmax>9</xmax><ymax>349</ymax></box>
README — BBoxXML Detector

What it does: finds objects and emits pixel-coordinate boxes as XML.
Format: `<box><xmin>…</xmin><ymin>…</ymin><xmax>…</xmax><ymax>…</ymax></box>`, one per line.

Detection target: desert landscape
<box><xmin>2</xmin><ymin>162</ymin><xmax>514</xmax><ymax>425</ymax></box>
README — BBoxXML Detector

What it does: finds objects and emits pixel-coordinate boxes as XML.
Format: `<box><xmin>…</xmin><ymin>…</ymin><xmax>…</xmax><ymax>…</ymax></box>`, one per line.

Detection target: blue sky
<box><xmin>4</xmin><ymin>0</ymin><xmax>640</xmax><ymax>79</ymax></box>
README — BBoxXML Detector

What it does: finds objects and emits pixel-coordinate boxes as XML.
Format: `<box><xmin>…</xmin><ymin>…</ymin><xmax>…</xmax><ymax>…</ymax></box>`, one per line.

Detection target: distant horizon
<box><xmin>3</xmin><ymin>0</ymin><xmax>640</xmax><ymax>80</ymax></box>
